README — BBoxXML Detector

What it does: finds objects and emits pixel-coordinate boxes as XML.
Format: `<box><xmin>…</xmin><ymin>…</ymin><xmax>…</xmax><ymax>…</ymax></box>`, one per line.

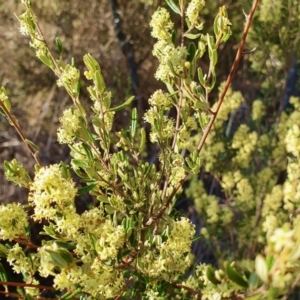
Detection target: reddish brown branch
<box><xmin>197</xmin><ymin>0</ymin><xmax>259</xmax><ymax>153</ymax></box>
<box><xmin>0</xmin><ymin>281</ymin><xmax>55</xmax><ymax>290</ymax></box>
<box><xmin>147</xmin><ymin>0</ymin><xmax>260</xmax><ymax>225</ymax></box>
<box><xmin>0</xmin><ymin>102</ymin><xmax>42</xmax><ymax>166</ymax></box>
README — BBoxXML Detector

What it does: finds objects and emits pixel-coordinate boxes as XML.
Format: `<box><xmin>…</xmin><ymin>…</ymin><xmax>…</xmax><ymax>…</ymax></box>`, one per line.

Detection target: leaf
<box><xmin>94</xmin><ymin>70</ymin><xmax>106</xmax><ymax>94</ymax></box>
<box><xmin>61</xmin><ymin>287</ymin><xmax>83</xmax><ymax>300</ymax></box>
<box><xmin>167</xmin><ymin>60</ymin><xmax>180</xmax><ymax>77</ymax></box>
<box><xmin>187</xmin><ymin>42</ymin><xmax>196</xmax><ymax>62</ymax></box>
<box><xmin>105</xmin><ymin>204</ymin><xmax>115</xmax><ymax>214</ymax></box>
<box><xmin>78</xmin><ymin>183</ymin><xmax>97</xmax><ymax>195</ymax></box>
<box><xmin>0</xmin><ymin>262</ymin><xmax>8</xmax><ymax>292</ymax></box>
<box><xmin>25</xmin><ymin>139</ymin><xmax>39</xmax><ymax>153</ymax></box>
<box><xmin>109</xmin><ymin>96</ymin><xmax>135</xmax><ymax>112</ymax></box>
<box><xmin>0</xmin><ymin>244</ymin><xmax>8</xmax><ymax>257</ymax></box>
<box><xmin>198</xmin><ymin>68</ymin><xmax>206</xmax><ymax>86</ymax></box>
<box><xmin>248</xmin><ymin>272</ymin><xmax>261</xmax><ymax>289</ymax></box>
<box><xmin>139</xmin><ymin>128</ymin><xmax>146</xmax><ymax>153</ymax></box>
<box><xmin>184</xmin><ymin>33</ymin><xmax>202</xmax><ymax>40</ymax></box>
<box><xmin>213</xmin><ymin>15</ymin><xmax>220</xmax><ymax>38</ymax></box>
<box><xmin>171</xmin><ymin>30</ymin><xmax>176</xmax><ymax>45</ymax></box>
<box><xmin>255</xmin><ymin>254</ymin><xmax>268</xmax><ymax>283</ymax></box>
<box><xmin>41</xmin><ymin>224</ymin><xmax>57</xmax><ymax>239</ymax></box>
<box><xmin>211</xmin><ymin>49</ymin><xmax>218</xmax><ymax>66</ymax></box>
<box><xmin>225</xmin><ymin>262</ymin><xmax>249</xmax><ymax>288</ymax></box>
<box><xmin>206</xmin><ymin>265</ymin><xmax>220</xmax><ymax>284</ymax></box>
<box><xmin>208</xmin><ymin>68</ymin><xmax>217</xmax><ymax>90</ymax></box>
<box><xmin>71</xmin><ymin>159</ymin><xmax>89</xmax><ymax>169</ymax></box>
<box><xmin>55</xmin><ymin>37</ymin><xmax>63</xmax><ymax>54</ymax></box>
<box><xmin>131</xmin><ymin>107</ymin><xmax>138</xmax><ymax>138</ymax></box>
<box><xmin>265</xmin><ymin>254</ymin><xmax>275</xmax><ymax>270</ymax></box>
<box><xmin>193</xmin><ymin>100</ymin><xmax>210</xmax><ymax>111</ymax></box>
<box><xmin>206</xmin><ymin>34</ymin><xmax>215</xmax><ymax>53</ymax></box>
<box><xmin>55</xmin><ymin>240</ymin><xmax>76</xmax><ymax>250</ymax></box>
<box><xmin>165</xmin><ymin>0</ymin><xmax>181</xmax><ymax>15</ymax></box>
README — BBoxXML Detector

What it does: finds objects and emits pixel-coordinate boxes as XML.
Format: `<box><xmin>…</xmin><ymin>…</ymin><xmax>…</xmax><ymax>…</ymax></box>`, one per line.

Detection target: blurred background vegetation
<box><xmin>1</xmin><ymin>0</ymin><xmax>299</xmax><ymax>268</ymax></box>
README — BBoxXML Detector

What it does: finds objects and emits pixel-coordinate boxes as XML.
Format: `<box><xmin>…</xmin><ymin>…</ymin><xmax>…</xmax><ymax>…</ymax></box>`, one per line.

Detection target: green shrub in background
<box><xmin>1</xmin><ymin>0</ymin><xmax>300</xmax><ymax>299</ymax></box>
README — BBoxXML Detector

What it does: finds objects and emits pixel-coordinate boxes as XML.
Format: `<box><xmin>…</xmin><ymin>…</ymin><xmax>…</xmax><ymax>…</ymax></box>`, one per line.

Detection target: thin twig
<box><xmin>114</xmin><ymin>276</ymin><xmax>133</xmax><ymax>300</ymax></box>
<box><xmin>0</xmin><ymin>102</ymin><xmax>42</xmax><ymax>166</ymax></box>
<box><xmin>0</xmin><ymin>281</ymin><xmax>56</xmax><ymax>290</ymax></box>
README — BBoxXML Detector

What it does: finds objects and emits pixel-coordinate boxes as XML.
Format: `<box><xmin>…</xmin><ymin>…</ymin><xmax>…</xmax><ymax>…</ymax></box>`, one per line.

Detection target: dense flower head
<box><xmin>152</xmin><ymin>40</ymin><xmax>187</xmax><ymax>82</ymax></box>
<box><xmin>232</xmin><ymin>124</ymin><xmax>258</xmax><ymax>168</ymax></box>
<box><xmin>0</xmin><ymin>203</ymin><xmax>28</xmax><ymax>241</ymax></box>
<box><xmin>57</xmin><ymin>108</ymin><xmax>81</xmax><ymax>144</ymax></box>
<box><xmin>251</xmin><ymin>99</ymin><xmax>265</xmax><ymax>121</ymax></box>
<box><xmin>141</xmin><ymin>218</ymin><xmax>195</xmax><ymax>280</ymax></box>
<box><xmin>285</xmin><ymin>124</ymin><xmax>300</xmax><ymax>158</ymax></box>
<box><xmin>186</xmin><ymin>0</ymin><xmax>205</xmax><ymax>25</ymax></box>
<box><xmin>149</xmin><ymin>90</ymin><xmax>173</xmax><ymax>109</ymax></box>
<box><xmin>7</xmin><ymin>243</ymin><xmax>33</xmax><ymax>274</ymax></box>
<box><xmin>29</xmin><ymin>164</ymin><xmax>77</xmax><ymax>221</ymax></box>
<box><xmin>57</xmin><ymin>64</ymin><xmax>80</xmax><ymax>95</ymax></box>
<box><xmin>269</xmin><ymin>227</ymin><xmax>294</xmax><ymax>253</ymax></box>
<box><xmin>150</xmin><ymin>7</ymin><xmax>174</xmax><ymax>40</ymax></box>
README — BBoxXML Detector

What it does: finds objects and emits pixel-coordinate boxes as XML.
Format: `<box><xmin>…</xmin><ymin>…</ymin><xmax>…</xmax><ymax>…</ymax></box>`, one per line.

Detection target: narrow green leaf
<box><xmin>187</xmin><ymin>42</ymin><xmax>196</xmax><ymax>62</ymax></box>
<box><xmin>78</xmin><ymin>183</ymin><xmax>97</xmax><ymax>195</ymax></box>
<box><xmin>0</xmin><ymin>244</ymin><xmax>8</xmax><ymax>257</ymax></box>
<box><xmin>105</xmin><ymin>204</ymin><xmax>115</xmax><ymax>214</ymax></box>
<box><xmin>198</xmin><ymin>68</ymin><xmax>206</xmax><ymax>86</ymax></box>
<box><xmin>248</xmin><ymin>272</ymin><xmax>261</xmax><ymax>289</ymax></box>
<box><xmin>94</xmin><ymin>70</ymin><xmax>106</xmax><ymax>94</ymax></box>
<box><xmin>184</xmin><ymin>33</ymin><xmax>201</xmax><ymax>40</ymax></box>
<box><xmin>206</xmin><ymin>34</ymin><xmax>215</xmax><ymax>53</ymax></box>
<box><xmin>165</xmin><ymin>0</ymin><xmax>181</xmax><ymax>14</ymax></box>
<box><xmin>0</xmin><ymin>262</ymin><xmax>8</xmax><ymax>285</ymax></box>
<box><xmin>211</xmin><ymin>49</ymin><xmax>218</xmax><ymax>66</ymax></box>
<box><xmin>42</xmin><ymin>224</ymin><xmax>57</xmax><ymax>238</ymax></box>
<box><xmin>265</xmin><ymin>255</ymin><xmax>275</xmax><ymax>270</ymax></box>
<box><xmin>3</xmin><ymin>98</ymin><xmax>11</xmax><ymax>112</ymax></box>
<box><xmin>25</xmin><ymin>139</ymin><xmax>39</xmax><ymax>153</ymax></box>
<box><xmin>61</xmin><ymin>287</ymin><xmax>83</xmax><ymax>300</ymax></box>
<box><xmin>139</xmin><ymin>128</ymin><xmax>146</xmax><ymax>153</ymax></box>
<box><xmin>208</xmin><ymin>69</ymin><xmax>217</xmax><ymax>90</ymax></box>
<box><xmin>109</xmin><ymin>96</ymin><xmax>135</xmax><ymax>112</ymax></box>
<box><xmin>225</xmin><ymin>263</ymin><xmax>249</xmax><ymax>288</ymax></box>
<box><xmin>167</xmin><ymin>60</ymin><xmax>179</xmax><ymax>77</ymax></box>
<box><xmin>55</xmin><ymin>240</ymin><xmax>76</xmax><ymax>250</ymax></box>
<box><xmin>71</xmin><ymin>159</ymin><xmax>89</xmax><ymax>169</ymax></box>
<box><xmin>213</xmin><ymin>15</ymin><xmax>220</xmax><ymax>38</ymax></box>
<box><xmin>171</xmin><ymin>30</ymin><xmax>176</xmax><ymax>45</ymax></box>
<box><xmin>55</xmin><ymin>37</ymin><xmax>63</xmax><ymax>54</ymax></box>
<box><xmin>193</xmin><ymin>100</ymin><xmax>210</xmax><ymax>111</ymax></box>
<box><xmin>206</xmin><ymin>265</ymin><xmax>220</xmax><ymax>284</ymax></box>
<box><xmin>81</xmin><ymin>143</ymin><xmax>93</xmax><ymax>161</ymax></box>
<box><xmin>131</xmin><ymin>107</ymin><xmax>138</xmax><ymax>138</ymax></box>
<box><xmin>97</xmin><ymin>194</ymin><xmax>110</xmax><ymax>203</ymax></box>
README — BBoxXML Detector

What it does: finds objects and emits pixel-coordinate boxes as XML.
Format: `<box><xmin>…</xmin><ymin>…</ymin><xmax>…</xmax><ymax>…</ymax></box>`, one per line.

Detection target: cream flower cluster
<box><xmin>141</xmin><ymin>218</ymin><xmax>195</xmax><ymax>280</ymax></box>
<box><xmin>29</xmin><ymin>164</ymin><xmax>77</xmax><ymax>220</ymax></box>
<box><xmin>0</xmin><ymin>203</ymin><xmax>28</xmax><ymax>241</ymax></box>
<box><xmin>150</xmin><ymin>7</ymin><xmax>174</xmax><ymax>40</ymax></box>
<box><xmin>186</xmin><ymin>0</ymin><xmax>205</xmax><ymax>25</ymax></box>
<box><xmin>57</xmin><ymin>108</ymin><xmax>81</xmax><ymax>144</ymax></box>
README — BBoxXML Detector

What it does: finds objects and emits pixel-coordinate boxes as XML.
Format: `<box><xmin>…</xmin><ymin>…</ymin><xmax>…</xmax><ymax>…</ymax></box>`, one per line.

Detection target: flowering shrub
<box><xmin>1</xmin><ymin>0</ymin><xmax>300</xmax><ymax>299</ymax></box>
